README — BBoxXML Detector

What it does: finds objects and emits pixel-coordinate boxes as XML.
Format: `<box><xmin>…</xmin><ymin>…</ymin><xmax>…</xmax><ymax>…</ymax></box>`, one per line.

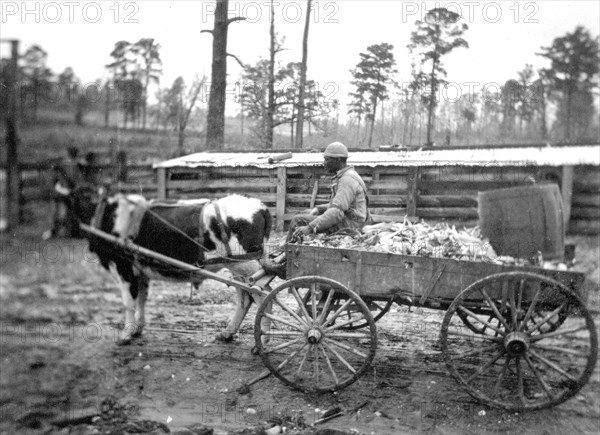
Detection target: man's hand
<box><xmin>292</xmin><ymin>225</ymin><xmax>313</xmax><ymax>240</ymax></box>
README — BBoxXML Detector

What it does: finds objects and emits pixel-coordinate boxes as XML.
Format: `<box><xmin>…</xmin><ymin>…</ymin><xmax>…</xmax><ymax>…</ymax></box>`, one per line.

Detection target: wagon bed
<box><xmin>286</xmin><ymin>243</ymin><xmax>587</xmax><ymax>307</ymax></box>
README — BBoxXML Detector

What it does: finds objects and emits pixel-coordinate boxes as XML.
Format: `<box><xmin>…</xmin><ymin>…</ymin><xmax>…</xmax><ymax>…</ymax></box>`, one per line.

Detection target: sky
<box><xmin>2</xmin><ymin>0</ymin><xmax>599</xmax><ymax>113</ymax></box>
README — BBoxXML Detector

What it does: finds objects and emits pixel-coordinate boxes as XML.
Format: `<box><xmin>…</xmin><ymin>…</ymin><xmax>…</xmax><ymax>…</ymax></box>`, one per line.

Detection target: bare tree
<box><xmin>295</xmin><ymin>0</ymin><xmax>312</xmax><ymax>149</ymax></box>
<box><xmin>203</xmin><ymin>0</ymin><xmax>245</xmax><ymax>149</ymax></box>
<box><xmin>165</xmin><ymin>76</ymin><xmax>205</xmax><ymax>155</ymax></box>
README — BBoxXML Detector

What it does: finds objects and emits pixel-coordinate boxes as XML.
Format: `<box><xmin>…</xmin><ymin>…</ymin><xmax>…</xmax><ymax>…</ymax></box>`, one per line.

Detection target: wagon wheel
<box><xmin>303</xmin><ymin>293</ymin><xmax>393</xmax><ymax>330</ymax></box>
<box><xmin>254</xmin><ymin>276</ymin><xmax>377</xmax><ymax>393</ymax></box>
<box><xmin>441</xmin><ymin>271</ymin><xmax>598</xmax><ymax>411</ymax></box>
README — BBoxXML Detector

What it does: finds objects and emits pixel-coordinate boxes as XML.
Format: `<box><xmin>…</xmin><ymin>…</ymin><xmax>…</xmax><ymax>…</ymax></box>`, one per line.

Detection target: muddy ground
<box><xmin>1</xmin><ymin>202</ymin><xmax>599</xmax><ymax>435</ymax></box>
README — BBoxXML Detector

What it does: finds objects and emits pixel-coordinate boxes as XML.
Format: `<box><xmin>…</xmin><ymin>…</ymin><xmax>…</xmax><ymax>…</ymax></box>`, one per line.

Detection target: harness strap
<box><xmin>210</xmin><ymin>200</ymin><xmax>233</xmax><ymax>257</ymax></box>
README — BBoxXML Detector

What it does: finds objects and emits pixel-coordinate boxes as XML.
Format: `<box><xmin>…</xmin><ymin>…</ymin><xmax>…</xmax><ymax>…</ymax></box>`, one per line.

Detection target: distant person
<box><xmin>43</xmin><ymin>146</ymin><xmax>84</xmax><ymax>239</ymax></box>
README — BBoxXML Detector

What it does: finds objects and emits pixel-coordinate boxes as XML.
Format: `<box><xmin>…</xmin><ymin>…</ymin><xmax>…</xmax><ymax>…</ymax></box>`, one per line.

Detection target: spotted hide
<box><xmin>57</xmin><ymin>184</ymin><xmax>273</xmax><ymax>345</ymax></box>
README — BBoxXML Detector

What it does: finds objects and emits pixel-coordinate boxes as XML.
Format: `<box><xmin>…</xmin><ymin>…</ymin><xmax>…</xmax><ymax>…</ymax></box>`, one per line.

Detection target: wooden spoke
<box><xmin>521</xmin><ymin>286</ymin><xmax>542</xmax><ymax>331</ymax></box>
<box><xmin>325</xmin><ymin>315</ymin><xmax>371</xmax><ymax>333</ymax></box>
<box><xmin>295</xmin><ymin>345</ymin><xmax>311</xmax><ymax>379</ymax></box>
<box><xmin>529</xmin><ymin>325</ymin><xmax>589</xmax><ymax>342</ymax></box>
<box><xmin>276</xmin><ymin>343</ymin><xmax>307</xmax><ymax>370</ymax></box>
<box><xmin>525</xmin><ymin>303</ymin><xmax>566</xmax><ymax>335</ymax></box>
<box><xmin>457</xmin><ymin>306</ymin><xmax>505</xmax><ymax>335</ymax></box>
<box><xmin>311</xmin><ymin>282</ymin><xmax>318</xmax><ymax>320</ymax></box>
<box><xmin>524</xmin><ymin>354</ymin><xmax>557</xmax><ymax>400</ymax></box>
<box><xmin>273</xmin><ymin>297</ymin><xmax>309</xmax><ymax>328</ymax></box>
<box><xmin>479</xmin><ymin>288</ymin><xmax>511</xmax><ymax>330</ymax></box>
<box><xmin>445</xmin><ymin>332</ymin><xmax>502</xmax><ymax>342</ymax></box>
<box><xmin>264</xmin><ymin>312</ymin><xmax>305</xmax><ymax>332</ymax></box>
<box><xmin>319</xmin><ymin>344</ymin><xmax>339</xmax><ymax>385</ymax></box>
<box><xmin>264</xmin><ymin>338</ymin><xmax>303</xmax><ymax>354</ymax></box>
<box><xmin>290</xmin><ymin>286</ymin><xmax>312</xmax><ymax>321</ymax></box>
<box><xmin>492</xmin><ymin>356</ymin><xmax>511</xmax><ymax>397</ymax></box>
<box><xmin>517</xmin><ymin>279</ymin><xmax>525</xmax><ymax>312</ymax></box>
<box><xmin>509</xmin><ymin>282</ymin><xmax>518</xmax><ymax>328</ymax></box>
<box><xmin>325</xmin><ymin>331</ymin><xmax>371</xmax><ymax>340</ymax></box>
<box><xmin>323</xmin><ymin>337</ymin><xmax>368</xmax><ymax>358</ymax></box>
<box><xmin>529</xmin><ymin>349</ymin><xmax>578</xmax><ymax>382</ymax></box>
<box><xmin>449</xmin><ymin>344</ymin><xmax>501</xmax><ymax>361</ymax></box>
<box><xmin>465</xmin><ymin>350</ymin><xmax>507</xmax><ymax>383</ymax></box>
<box><xmin>263</xmin><ymin>331</ymin><xmax>303</xmax><ymax>338</ymax></box>
<box><xmin>531</xmin><ymin>343</ymin><xmax>589</xmax><ymax>357</ymax></box>
<box><xmin>321</xmin><ymin>341</ymin><xmax>357</xmax><ymax>374</ymax></box>
<box><xmin>317</xmin><ymin>289</ymin><xmax>336</xmax><ymax>325</ymax></box>
<box><xmin>313</xmin><ymin>343</ymin><xmax>320</xmax><ymax>383</ymax></box>
<box><xmin>515</xmin><ymin>356</ymin><xmax>525</xmax><ymax>407</ymax></box>
<box><xmin>323</xmin><ymin>298</ymin><xmax>354</xmax><ymax>327</ymax></box>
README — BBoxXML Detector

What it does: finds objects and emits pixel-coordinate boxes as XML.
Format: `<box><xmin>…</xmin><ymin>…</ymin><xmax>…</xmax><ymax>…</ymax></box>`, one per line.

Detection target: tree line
<box><xmin>1</xmin><ymin>4</ymin><xmax>598</xmax><ymax>152</ymax></box>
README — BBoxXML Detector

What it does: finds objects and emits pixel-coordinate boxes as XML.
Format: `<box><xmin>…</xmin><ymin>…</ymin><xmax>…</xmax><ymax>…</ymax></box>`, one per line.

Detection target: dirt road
<box><xmin>1</xmin><ymin>222</ymin><xmax>599</xmax><ymax>435</ymax></box>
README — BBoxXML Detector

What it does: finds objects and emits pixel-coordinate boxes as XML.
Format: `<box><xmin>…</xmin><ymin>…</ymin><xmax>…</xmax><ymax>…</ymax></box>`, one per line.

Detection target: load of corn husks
<box><xmin>300</xmin><ymin>218</ymin><xmax>568</xmax><ymax>270</ymax></box>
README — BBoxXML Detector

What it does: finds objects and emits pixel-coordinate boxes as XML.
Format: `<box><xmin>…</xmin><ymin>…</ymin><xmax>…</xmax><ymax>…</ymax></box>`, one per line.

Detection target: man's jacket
<box><xmin>308</xmin><ymin>166</ymin><xmax>370</xmax><ymax>232</ymax></box>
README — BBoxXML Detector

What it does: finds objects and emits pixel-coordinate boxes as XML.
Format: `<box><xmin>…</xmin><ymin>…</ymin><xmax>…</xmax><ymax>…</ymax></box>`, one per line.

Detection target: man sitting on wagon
<box><xmin>262</xmin><ymin>141</ymin><xmax>371</xmax><ymax>277</ymax></box>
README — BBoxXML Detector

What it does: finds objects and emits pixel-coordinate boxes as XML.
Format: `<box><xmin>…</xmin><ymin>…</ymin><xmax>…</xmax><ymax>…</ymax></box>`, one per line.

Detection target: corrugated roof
<box><xmin>154</xmin><ymin>144</ymin><xmax>600</xmax><ymax>169</ymax></box>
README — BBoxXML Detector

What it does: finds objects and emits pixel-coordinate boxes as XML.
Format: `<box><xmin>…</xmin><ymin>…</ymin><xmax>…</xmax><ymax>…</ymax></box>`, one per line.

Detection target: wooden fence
<box><xmin>157</xmin><ymin>162</ymin><xmax>599</xmax><ymax>235</ymax></box>
<box><xmin>2</xmin><ymin>161</ymin><xmax>598</xmax><ymax>235</ymax></box>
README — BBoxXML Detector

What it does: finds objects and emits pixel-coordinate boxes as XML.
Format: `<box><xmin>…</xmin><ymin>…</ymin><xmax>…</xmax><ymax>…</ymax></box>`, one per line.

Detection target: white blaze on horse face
<box><xmin>111</xmin><ymin>194</ymin><xmax>147</xmax><ymax>239</ymax></box>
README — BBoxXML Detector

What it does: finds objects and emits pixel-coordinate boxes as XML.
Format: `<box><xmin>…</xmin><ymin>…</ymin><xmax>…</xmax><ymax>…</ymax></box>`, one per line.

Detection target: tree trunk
<box><xmin>206</xmin><ymin>0</ymin><xmax>230</xmax><ymax>149</ymax></box>
<box><xmin>295</xmin><ymin>0</ymin><xmax>312</xmax><ymax>149</ymax></box>
<box><xmin>540</xmin><ymin>82</ymin><xmax>547</xmax><ymax>141</ymax></box>
<box><xmin>426</xmin><ymin>59</ymin><xmax>437</xmax><ymax>146</ymax></box>
<box><xmin>565</xmin><ymin>81</ymin><xmax>573</xmax><ymax>142</ymax></box>
<box><xmin>104</xmin><ymin>82</ymin><xmax>111</xmax><ymax>127</ymax></box>
<box><xmin>381</xmin><ymin>98</ymin><xmax>385</xmax><ymax>143</ymax></box>
<box><xmin>368</xmin><ymin>97</ymin><xmax>378</xmax><ymax>148</ymax></box>
<box><xmin>178</xmin><ymin>127</ymin><xmax>185</xmax><ymax>155</ymax></box>
<box><xmin>266</xmin><ymin>0</ymin><xmax>276</xmax><ymax>149</ymax></box>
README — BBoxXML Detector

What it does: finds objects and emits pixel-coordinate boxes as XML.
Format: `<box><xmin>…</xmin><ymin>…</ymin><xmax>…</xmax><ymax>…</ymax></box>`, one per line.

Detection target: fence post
<box><xmin>157</xmin><ymin>167</ymin><xmax>167</xmax><ymax>200</ymax></box>
<box><xmin>115</xmin><ymin>151</ymin><xmax>128</xmax><ymax>182</ymax></box>
<box><xmin>561</xmin><ymin>165</ymin><xmax>574</xmax><ymax>232</ymax></box>
<box><xmin>276</xmin><ymin>166</ymin><xmax>287</xmax><ymax>231</ymax></box>
<box><xmin>407</xmin><ymin>165</ymin><xmax>420</xmax><ymax>219</ymax></box>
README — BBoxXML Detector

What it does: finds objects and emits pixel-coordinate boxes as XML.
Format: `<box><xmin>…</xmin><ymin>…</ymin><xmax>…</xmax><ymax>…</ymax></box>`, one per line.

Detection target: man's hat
<box><xmin>323</xmin><ymin>142</ymin><xmax>348</xmax><ymax>158</ymax></box>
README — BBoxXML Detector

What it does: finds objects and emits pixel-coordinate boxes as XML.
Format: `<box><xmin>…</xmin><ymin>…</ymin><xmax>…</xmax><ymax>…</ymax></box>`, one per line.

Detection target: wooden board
<box><xmin>286</xmin><ymin>244</ymin><xmax>585</xmax><ymax>304</ymax></box>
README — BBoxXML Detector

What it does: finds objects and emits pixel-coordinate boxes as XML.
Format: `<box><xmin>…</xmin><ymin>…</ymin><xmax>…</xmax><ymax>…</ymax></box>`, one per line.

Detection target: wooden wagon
<box><xmin>251</xmin><ymin>243</ymin><xmax>598</xmax><ymax>412</ymax></box>
<box><xmin>80</xmin><ymin>224</ymin><xmax>598</xmax><ymax>412</ymax></box>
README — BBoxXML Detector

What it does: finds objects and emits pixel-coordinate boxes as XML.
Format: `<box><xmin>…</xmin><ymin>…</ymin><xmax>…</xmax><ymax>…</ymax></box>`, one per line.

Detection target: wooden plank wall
<box><xmin>3</xmin><ymin>162</ymin><xmax>599</xmax><ymax>235</ymax></box>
